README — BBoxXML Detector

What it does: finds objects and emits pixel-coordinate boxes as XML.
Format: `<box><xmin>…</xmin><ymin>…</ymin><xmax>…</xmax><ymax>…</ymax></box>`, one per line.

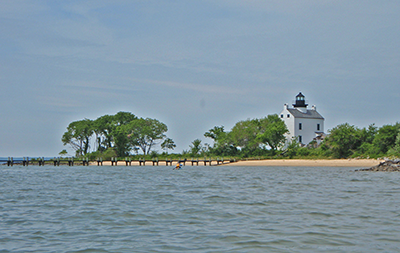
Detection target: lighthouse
<box><xmin>293</xmin><ymin>92</ymin><xmax>308</xmax><ymax>113</ymax></box>
<box><xmin>280</xmin><ymin>92</ymin><xmax>325</xmax><ymax>146</ymax></box>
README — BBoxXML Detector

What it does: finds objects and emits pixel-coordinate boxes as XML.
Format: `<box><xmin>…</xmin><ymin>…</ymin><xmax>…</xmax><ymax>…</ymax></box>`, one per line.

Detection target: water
<box><xmin>1</xmin><ymin>166</ymin><xmax>400</xmax><ymax>252</ymax></box>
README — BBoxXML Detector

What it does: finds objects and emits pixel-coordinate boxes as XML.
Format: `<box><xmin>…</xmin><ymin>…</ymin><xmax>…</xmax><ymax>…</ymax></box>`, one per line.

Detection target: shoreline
<box><xmin>222</xmin><ymin>159</ymin><xmax>381</xmax><ymax>167</ymax></box>
<box><xmin>86</xmin><ymin>159</ymin><xmax>381</xmax><ymax>167</ymax></box>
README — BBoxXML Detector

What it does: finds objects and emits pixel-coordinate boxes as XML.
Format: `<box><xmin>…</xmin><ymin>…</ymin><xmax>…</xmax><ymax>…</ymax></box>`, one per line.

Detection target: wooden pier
<box><xmin>1</xmin><ymin>157</ymin><xmax>237</xmax><ymax>167</ymax></box>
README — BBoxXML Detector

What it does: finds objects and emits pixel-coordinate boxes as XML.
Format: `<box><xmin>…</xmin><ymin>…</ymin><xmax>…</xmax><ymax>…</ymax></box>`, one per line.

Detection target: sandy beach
<box><xmin>90</xmin><ymin>159</ymin><xmax>381</xmax><ymax>167</ymax></box>
<box><xmin>222</xmin><ymin>159</ymin><xmax>381</xmax><ymax>167</ymax></box>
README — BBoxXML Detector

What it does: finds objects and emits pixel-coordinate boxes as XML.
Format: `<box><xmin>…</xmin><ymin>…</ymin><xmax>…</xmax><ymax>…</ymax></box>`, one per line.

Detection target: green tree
<box><xmin>62</xmin><ymin>119</ymin><xmax>93</xmax><ymax>156</ymax></box>
<box><xmin>189</xmin><ymin>139</ymin><xmax>203</xmax><ymax>156</ymax></box>
<box><xmin>283</xmin><ymin>137</ymin><xmax>300</xmax><ymax>158</ymax></box>
<box><xmin>256</xmin><ymin>114</ymin><xmax>289</xmax><ymax>152</ymax></box>
<box><xmin>59</xmin><ymin>149</ymin><xmax>68</xmax><ymax>157</ymax></box>
<box><xmin>93</xmin><ymin>114</ymin><xmax>115</xmax><ymax>151</ymax></box>
<box><xmin>161</xmin><ymin>138</ymin><xmax>176</xmax><ymax>154</ymax></box>
<box><xmin>323</xmin><ymin>123</ymin><xmax>362</xmax><ymax>158</ymax></box>
<box><xmin>124</xmin><ymin>117</ymin><xmax>168</xmax><ymax>155</ymax></box>
<box><xmin>372</xmin><ymin>123</ymin><xmax>400</xmax><ymax>155</ymax></box>
<box><xmin>204</xmin><ymin>126</ymin><xmax>226</xmax><ymax>142</ymax></box>
<box><xmin>387</xmin><ymin>132</ymin><xmax>400</xmax><ymax>157</ymax></box>
<box><xmin>204</xmin><ymin>126</ymin><xmax>235</xmax><ymax>156</ymax></box>
<box><xmin>92</xmin><ymin>112</ymin><xmax>137</xmax><ymax>156</ymax></box>
<box><xmin>229</xmin><ymin>119</ymin><xmax>260</xmax><ymax>152</ymax></box>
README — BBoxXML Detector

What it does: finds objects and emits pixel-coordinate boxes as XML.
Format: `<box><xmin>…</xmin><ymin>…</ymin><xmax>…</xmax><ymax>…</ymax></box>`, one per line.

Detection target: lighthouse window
<box><xmin>287</xmin><ymin>114</ymin><xmax>290</xmax><ymax>118</ymax></box>
<box><xmin>317</xmin><ymin>124</ymin><xmax>320</xmax><ymax>131</ymax></box>
<box><xmin>299</xmin><ymin>123</ymin><xmax>302</xmax><ymax>130</ymax></box>
<box><xmin>299</xmin><ymin>135</ymin><xmax>302</xmax><ymax>143</ymax></box>
<box><xmin>281</xmin><ymin>114</ymin><xmax>283</xmax><ymax>118</ymax></box>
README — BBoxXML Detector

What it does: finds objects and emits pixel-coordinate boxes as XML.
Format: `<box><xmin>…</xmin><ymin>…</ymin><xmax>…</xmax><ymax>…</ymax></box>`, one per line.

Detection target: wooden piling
<box><xmin>178</xmin><ymin>158</ymin><xmax>187</xmax><ymax>165</ymax></box>
<box><xmin>7</xmin><ymin>157</ymin><xmax>13</xmax><ymax>166</ymax></box>
<box><xmin>97</xmin><ymin>157</ymin><xmax>103</xmax><ymax>166</ymax></box>
<box><xmin>23</xmin><ymin>157</ymin><xmax>29</xmax><ymax>166</ymax></box>
<box><xmin>165</xmin><ymin>158</ymin><xmax>173</xmax><ymax>166</ymax></box>
<box><xmin>111</xmin><ymin>157</ymin><xmax>118</xmax><ymax>166</ymax></box>
<box><xmin>203</xmin><ymin>157</ymin><xmax>212</xmax><ymax>166</ymax></box>
<box><xmin>82</xmin><ymin>157</ymin><xmax>89</xmax><ymax>166</ymax></box>
<box><xmin>191</xmin><ymin>158</ymin><xmax>199</xmax><ymax>166</ymax></box>
<box><xmin>53</xmin><ymin>157</ymin><xmax>60</xmax><ymax>166</ymax></box>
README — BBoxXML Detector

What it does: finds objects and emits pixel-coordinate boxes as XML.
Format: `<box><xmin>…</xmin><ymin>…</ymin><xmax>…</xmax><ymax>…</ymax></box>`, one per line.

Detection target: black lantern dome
<box><xmin>293</xmin><ymin>92</ymin><xmax>308</xmax><ymax>108</ymax></box>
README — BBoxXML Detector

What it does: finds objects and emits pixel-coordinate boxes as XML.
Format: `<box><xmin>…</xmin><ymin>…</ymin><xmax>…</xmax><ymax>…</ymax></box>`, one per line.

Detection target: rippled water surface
<box><xmin>1</xmin><ymin>165</ymin><xmax>400</xmax><ymax>252</ymax></box>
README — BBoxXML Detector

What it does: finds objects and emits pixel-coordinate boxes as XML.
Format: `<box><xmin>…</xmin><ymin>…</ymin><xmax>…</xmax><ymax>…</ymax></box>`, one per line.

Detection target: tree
<box><xmin>372</xmin><ymin>123</ymin><xmax>400</xmax><ymax>155</ymax></box>
<box><xmin>189</xmin><ymin>139</ymin><xmax>203</xmax><ymax>156</ymax></box>
<box><xmin>59</xmin><ymin>149</ymin><xmax>68</xmax><ymax>157</ymax></box>
<box><xmin>256</xmin><ymin>114</ymin><xmax>289</xmax><ymax>152</ymax></box>
<box><xmin>93</xmin><ymin>114</ymin><xmax>114</xmax><ymax>151</ymax></box>
<box><xmin>124</xmin><ymin>117</ymin><xmax>168</xmax><ymax>155</ymax></box>
<box><xmin>161</xmin><ymin>138</ymin><xmax>176</xmax><ymax>154</ymax></box>
<box><xmin>204</xmin><ymin>126</ymin><xmax>236</xmax><ymax>156</ymax></box>
<box><xmin>62</xmin><ymin>119</ymin><xmax>93</xmax><ymax>156</ymax></box>
<box><xmin>229</xmin><ymin>119</ymin><xmax>260</xmax><ymax>152</ymax></box>
<box><xmin>323</xmin><ymin>123</ymin><xmax>362</xmax><ymax>158</ymax></box>
<box><xmin>204</xmin><ymin>126</ymin><xmax>226</xmax><ymax>141</ymax></box>
<box><xmin>283</xmin><ymin>137</ymin><xmax>300</xmax><ymax>158</ymax></box>
<box><xmin>92</xmin><ymin>112</ymin><xmax>137</xmax><ymax>156</ymax></box>
<box><xmin>388</xmin><ymin>132</ymin><xmax>400</xmax><ymax>157</ymax></box>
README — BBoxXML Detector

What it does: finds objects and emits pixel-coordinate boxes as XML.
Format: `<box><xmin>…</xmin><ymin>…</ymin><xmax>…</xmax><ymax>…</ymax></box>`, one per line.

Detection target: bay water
<box><xmin>1</xmin><ymin>165</ymin><xmax>400</xmax><ymax>252</ymax></box>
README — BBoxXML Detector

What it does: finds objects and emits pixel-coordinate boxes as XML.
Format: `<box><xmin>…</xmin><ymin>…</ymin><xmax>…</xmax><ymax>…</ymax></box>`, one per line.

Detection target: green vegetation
<box><xmin>199</xmin><ymin>119</ymin><xmax>400</xmax><ymax>160</ymax></box>
<box><xmin>62</xmin><ymin>112</ymin><xmax>173</xmax><ymax>158</ymax></box>
<box><xmin>62</xmin><ymin>111</ymin><xmax>400</xmax><ymax>160</ymax></box>
<box><xmin>293</xmin><ymin>123</ymin><xmax>400</xmax><ymax>159</ymax></box>
<box><xmin>200</xmin><ymin>114</ymin><xmax>289</xmax><ymax>158</ymax></box>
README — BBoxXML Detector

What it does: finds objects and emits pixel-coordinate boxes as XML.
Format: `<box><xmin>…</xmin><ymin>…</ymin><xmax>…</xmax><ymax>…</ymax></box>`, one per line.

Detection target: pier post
<box><xmin>111</xmin><ymin>157</ymin><xmax>118</xmax><ymax>166</ymax></box>
<box><xmin>53</xmin><ymin>157</ymin><xmax>60</xmax><ymax>166</ymax></box>
<box><xmin>68</xmin><ymin>157</ymin><xmax>74</xmax><ymax>166</ymax></box>
<box><xmin>191</xmin><ymin>158</ymin><xmax>199</xmax><ymax>166</ymax></box>
<box><xmin>97</xmin><ymin>157</ymin><xmax>103</xmax><ymax>166</ymax></box>
<box><xmin>38</xmin><ymin>157</ymin><xmax>45</xmax><ymax>166</ymax></box>
<box><xmin>7</xmin><ymin>157</ymin><xmax>13</xmax><ymax>166</ymax></box>
<box><xmin>82</xmin><ymin>157</ymin><xmax>89</xmax><ymax>166</ymax></box>
<box><xmin>23</xmin><ymin>157</ymin><xmax>29</xmax><ymax>166</ymax></box>
<box><xmin>152</xmin><ymin>157</ymin><xmax>159</xmax><ymax>166</ymax></box>
<box><xmin>179</xmin><ymin>158</ymin><xmax>187</xmax><ymax>165</ymax></box>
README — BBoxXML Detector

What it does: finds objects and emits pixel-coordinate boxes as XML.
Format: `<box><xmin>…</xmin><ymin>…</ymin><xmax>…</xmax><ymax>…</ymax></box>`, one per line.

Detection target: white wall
<box><xmin>294</xmin><ymin>117</ymin><xmax>324</xmax><ymax>145</ymax></box>
<box><xmin>280</xmin><ymin>105</ymin><xmax>295</xmax><ymax>143</ymax></box>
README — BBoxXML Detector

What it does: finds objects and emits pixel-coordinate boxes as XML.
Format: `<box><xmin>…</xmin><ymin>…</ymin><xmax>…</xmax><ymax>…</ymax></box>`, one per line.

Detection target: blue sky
<box><xmin>1</xmin><ymin>0</ymin><xmax>400</xmax><ymax>156</ymax></box>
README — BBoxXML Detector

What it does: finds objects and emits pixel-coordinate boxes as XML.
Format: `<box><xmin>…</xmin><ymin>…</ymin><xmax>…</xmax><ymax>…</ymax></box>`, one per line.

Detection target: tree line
<box><xmin>62</xmin><ymin>112</ymin><xmax>175</xmax><ymax>158</ymax></box>
<box><xmin>187</xmin><ymin>119</ymin><xmax>400</xmax><ymax>159</ymax></box>
<box><xmin>186</xmin><ymin>114</ymin><xmax>288</xmax><ymax>157</ymax></box>
<box><xmin>62</xmin><ymin>111</ymin><xmax>400</xmax><ymax>159</ymax></box>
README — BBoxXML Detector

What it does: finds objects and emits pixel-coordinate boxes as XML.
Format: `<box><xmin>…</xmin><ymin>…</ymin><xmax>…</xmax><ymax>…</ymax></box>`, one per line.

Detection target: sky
<box><xmin>1</xmin><ymin>0</ymin><xmax>400</xmax><ymax>157</ymax></box>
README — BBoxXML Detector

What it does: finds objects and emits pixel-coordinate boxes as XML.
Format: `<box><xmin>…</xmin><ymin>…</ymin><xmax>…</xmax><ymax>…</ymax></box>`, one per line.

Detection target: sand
<box><xmin>221</xmin><ymin>159</ymin><xmax>381</xmax><ymax>167</ymax></box>
<box><xmin>90</xmin><ymin>159</ymin><xmax>381</xmax><ymax>167</ymax></box>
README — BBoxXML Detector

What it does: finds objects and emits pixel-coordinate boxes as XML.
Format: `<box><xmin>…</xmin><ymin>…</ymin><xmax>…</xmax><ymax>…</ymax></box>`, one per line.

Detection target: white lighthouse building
<box><xmin>280</xmin><ymin>92</ymin><xmax>325</xmax><ymax>146</ymax></box>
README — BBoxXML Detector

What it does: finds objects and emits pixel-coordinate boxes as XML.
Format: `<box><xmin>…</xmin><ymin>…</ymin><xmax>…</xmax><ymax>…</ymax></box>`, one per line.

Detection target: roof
<box><xmin>287</xmin><ymin>108</ymin><xmax>324</xmax><ymax>119</ymax></box>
